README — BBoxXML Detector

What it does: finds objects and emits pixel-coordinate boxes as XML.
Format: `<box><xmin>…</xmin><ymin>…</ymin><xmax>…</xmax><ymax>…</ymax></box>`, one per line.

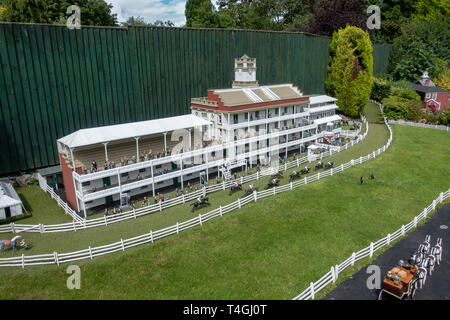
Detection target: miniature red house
<box><xmin>411</xmin><ymin>71</ymin><xmax>450</xmax><ymax>112</ymax></box>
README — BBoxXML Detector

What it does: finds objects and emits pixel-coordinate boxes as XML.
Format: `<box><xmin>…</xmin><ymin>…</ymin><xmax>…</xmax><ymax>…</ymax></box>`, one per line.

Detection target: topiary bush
<box><xmin>325</xmin><ymin>25</ymin><xmax>373</xmax><ymax>118</ymax></box>
<box><xmin>371</xmin><ymin>77</ymin><xmax>391</xmax><ymax>102</ymax></box>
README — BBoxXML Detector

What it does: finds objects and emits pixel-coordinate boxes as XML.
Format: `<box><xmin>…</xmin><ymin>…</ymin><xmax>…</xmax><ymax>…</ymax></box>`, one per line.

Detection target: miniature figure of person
<box><xmin>360</xmin><ymin>176</ymin><xmax>363</xmax><ymax>185</ymax></box>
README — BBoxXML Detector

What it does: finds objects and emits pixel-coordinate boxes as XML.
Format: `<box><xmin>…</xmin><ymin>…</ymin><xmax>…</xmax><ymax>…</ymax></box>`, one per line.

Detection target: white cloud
<box><xmin>107</xmin><ymin>0</ymin><xmax>187</xmax><ymax>26</ymax></box>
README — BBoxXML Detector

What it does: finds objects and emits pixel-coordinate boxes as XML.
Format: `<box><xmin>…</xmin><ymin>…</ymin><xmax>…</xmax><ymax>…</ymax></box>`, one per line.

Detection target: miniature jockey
<box><xmin>234</xmin><ymin>180</ymin><xmax>240</xmax><ymax>188</ymax></box>
<box><xmin>249</xmin><ymin>184</ymin><xmax>253</xmax><ymax>190</ymax></box>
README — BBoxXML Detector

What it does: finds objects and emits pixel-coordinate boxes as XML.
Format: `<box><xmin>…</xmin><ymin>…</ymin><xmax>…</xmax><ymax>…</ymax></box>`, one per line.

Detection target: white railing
<box><xmin>36</xmin><ymin>173</ymin><xmax>84</xmax><ymax>223</ymax></box>
<box><xmin>292</xmin><ymin>188</ymin><xmax>450</xmax><ymax>300</ymax></box>
<box><xmin>0</xmin><ymin>111</ymin><xmax>389</xmax><ymax>268</ymax></box>
<box><xmin>1</xmin><ymin>117</ymin><xmax>368</xmax><ymax>235</ymax></box>
<box><xmin>388</xmin><ymin>120</ymin><xmax>449</xmax><ymax>131</ymax></box>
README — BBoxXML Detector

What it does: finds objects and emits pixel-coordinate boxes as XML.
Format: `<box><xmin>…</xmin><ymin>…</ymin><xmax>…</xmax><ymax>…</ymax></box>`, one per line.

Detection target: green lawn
<box><xmin>0</xmin><ymin>103</ymin><xmax>448</xmax><ymax>300</ymax></box>
<box><xmin>8</xmin><ymin>185</ymin><xmax>73</xmax><ymax>225</ymax></box>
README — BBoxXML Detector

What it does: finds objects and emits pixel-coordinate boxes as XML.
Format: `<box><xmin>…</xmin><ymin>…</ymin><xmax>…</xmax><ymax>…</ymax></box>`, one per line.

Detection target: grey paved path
<box><xmin>324</xmin><ymin>203</ymin><xmax>450</xmax><ymax>300</ymax></box>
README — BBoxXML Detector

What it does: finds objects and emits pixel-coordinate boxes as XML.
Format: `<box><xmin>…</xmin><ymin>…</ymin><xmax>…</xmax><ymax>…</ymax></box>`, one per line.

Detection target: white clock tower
<box><xmin>232</xmin><ymin>54</ymin><xmax>259</xmax><ymax>88</ymax></box>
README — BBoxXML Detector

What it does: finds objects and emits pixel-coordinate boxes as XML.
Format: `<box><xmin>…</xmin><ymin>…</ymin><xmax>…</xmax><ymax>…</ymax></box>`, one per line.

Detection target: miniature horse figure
<box><xmin>431</xmin><ymin>238</ymin><xmax>442</xmax><ymax>265</ymax></box>
<box><xmin>418</xmin><ymin>235</ymin><xmax>431</xmax><ymax>256</ymax></box>
<box><xmin>243</xmin><ymin>185</ymin><xmax>258</xmax><ymax>197</ymax></box>
<box><xmin>410</xmin><ymin>251</ymin><xmax>423</xmax><ymax>266</ymax></box>
<box><xmin>416</xmin><ymin>262</ymin><xmax>428</xmax><ymax>289</ymax></box>
<box><xmin>229</xmin><ymin>181</ymin><xmax>242</xmax><ymax>195</ymax></box>
<box><xmin>289</xmin><ymin>170</ymin><xmax>300</xmax><ymax>182</ymax></box>
<box><xmin>314</xmin><ymin>161</ymin><xmax>323</xmax><ymax>170</ymax></box>
<box><xmin>425</xmin><ymin>254</ymin><xmax>436</xmax><ymax>275</ymax></box>
<box><xmin>300</xmin><ymin>166</ymin><xmax>310</xmax><ymax>174</ymax></box>
<box><xmin>0</xmin><ymin>235</ymin><xmax>26</xmax><ymax>252</ymax></box>
<box><xmin>416</xmin><ymin>261</ymin><xmax>428</xmax><ymax>289</ymax></box>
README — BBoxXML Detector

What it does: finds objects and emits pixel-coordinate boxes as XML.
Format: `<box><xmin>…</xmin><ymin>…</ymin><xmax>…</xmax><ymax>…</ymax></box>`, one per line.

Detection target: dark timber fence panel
<box><xmin>0</xmin><ymin>23</ymin><xmax>392</xmax><ymax>175</ymax></box>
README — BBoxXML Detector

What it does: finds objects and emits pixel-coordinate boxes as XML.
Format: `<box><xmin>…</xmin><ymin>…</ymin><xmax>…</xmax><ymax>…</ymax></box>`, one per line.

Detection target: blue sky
<box><xmin>108</xmin><ymin>0</ymin><xmax>188</xmax><ymax>26</ymax></box>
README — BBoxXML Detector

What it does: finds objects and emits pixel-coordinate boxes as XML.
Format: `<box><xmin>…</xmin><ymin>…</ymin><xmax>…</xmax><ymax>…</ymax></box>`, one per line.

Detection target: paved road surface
<box><xmin>324</xmin><ymin>203</ymin><xmax>449</xmax><ymax>300</ymax></box>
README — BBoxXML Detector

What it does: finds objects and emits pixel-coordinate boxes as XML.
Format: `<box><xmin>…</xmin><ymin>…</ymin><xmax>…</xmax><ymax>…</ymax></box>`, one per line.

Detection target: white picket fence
<box><xmin>292</xmin><ymin>188</ymin><xmax>450</xmax><ymax>300</ymax></box>
<box><xmin>0</xmin><ymin>112</ymin><xmax>387</xmax><ymax>268</ymax></box>
<box><xmin>37</xmin><ymin>173</ymin><xmax>84</xmax><ymax>224</ymax></box>
<box><xmin>388</xmin><ymin>120</ymin><xmax>449</xmax><ymax>131</ymax></box>
<box><xmin>0</xmin><ymin>116</ymin><xmax>368</xmax><ymax>235</ymax></box>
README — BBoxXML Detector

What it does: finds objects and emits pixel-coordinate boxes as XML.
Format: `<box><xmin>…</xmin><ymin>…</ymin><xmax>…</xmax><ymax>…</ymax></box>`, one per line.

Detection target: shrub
<box><xmin>371</xmin><ymin>77</ymin><xmax>391</xmax><ymax>102</ymax></box>
<box><xmin>381</xmin><ymin>89</ymin><xmax>422</xmax><ymax>120</ymax></box>
<box><xmin>325</xmin><ymin>26</ymin><xmax>373</xmax><ymax>118</ymax></box>
<box><xmin>433</xmin><ymin>69</ymin><xmax>450</xmax><ymax>91</ymax></box>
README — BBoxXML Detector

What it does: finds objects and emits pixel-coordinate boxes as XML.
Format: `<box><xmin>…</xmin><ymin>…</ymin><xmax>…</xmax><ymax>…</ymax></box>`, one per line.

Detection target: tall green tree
<box><xmin>0</xmin><ymin>0</ymin><xmax>118</xmax><ymax>26</ymax></box>
<box><xmin>388</xmin><ymin>12</ymin><xmax>449</xmax><ymax>81</ymax></box>
<box><xmin>325</xmin><ymin>26</ymin><xmax>373</xmax><ymax>117</ymax></box>
<box><xmin>185</xmin><ymin>0</ymin><xmax>217</xmax><ymax>27</ymax></box>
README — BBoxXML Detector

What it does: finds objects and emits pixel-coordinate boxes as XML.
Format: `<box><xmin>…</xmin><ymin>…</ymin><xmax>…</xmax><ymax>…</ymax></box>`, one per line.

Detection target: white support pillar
<box><xmin>180</xmin><ymin>158</ymin><xmax>184</xmax><ymax>189</ymax></box>
<box><xmin>188</xmin><ymin>128</ymin><xmax>192</xmax><ymax>152</ymax></box>
<box><xmin>206</xmin><ymin>152</ymin><xmax>209</xmax><ymax>181</ymax></box>
<box><xmin>163</xmin><ymin>132</ymin><xmax>168</xmax><ymax>156</ymax></box>
<box><xmin>151</xmin><ymin>164</ymin><xmax>155</xmax><ymax>196</ymax></box>
<box><xmin>134</xmin><ymin>137</ymin><xmax>140</xmax><ymax>161</ymax></box>
<box><xmin>83</xmin><ymin>205</ymin><xmax>87</xmax><ymax>219</ymax></box>
<box><xmin>103</xmin><ymin>142</ymin><xmax>109</xmax><ymax>162</ymax></box>
<box><xmin>117</xmin><ymin>169</ymin><xmax>122</xmax><ymax>198</ymax></box>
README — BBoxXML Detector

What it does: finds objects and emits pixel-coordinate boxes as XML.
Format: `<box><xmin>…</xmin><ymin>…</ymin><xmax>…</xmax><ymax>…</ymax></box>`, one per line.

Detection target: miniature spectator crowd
<box><xmin>99</xmin><ymin>153</ymin><xmax>305</xmax><ymax>216</ymax></box>
<box><xmin>83</xmin><ymin>148</ymin><xmax>170</xmax><ymax>174</ymax></box>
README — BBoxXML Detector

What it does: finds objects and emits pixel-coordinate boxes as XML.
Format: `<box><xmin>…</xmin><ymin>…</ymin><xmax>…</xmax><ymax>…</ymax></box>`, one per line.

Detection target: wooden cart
<box><xmin>378</xmin><ymin>261</ymin><xmax>418</xmax><ymax>300</ymax></box>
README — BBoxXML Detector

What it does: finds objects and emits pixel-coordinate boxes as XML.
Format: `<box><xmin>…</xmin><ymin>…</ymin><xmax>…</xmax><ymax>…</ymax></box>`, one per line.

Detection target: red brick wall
<box><xmin>59</xmin><ymin>153</ymin><xmax>81</xmax><ymax>212</ymax></box>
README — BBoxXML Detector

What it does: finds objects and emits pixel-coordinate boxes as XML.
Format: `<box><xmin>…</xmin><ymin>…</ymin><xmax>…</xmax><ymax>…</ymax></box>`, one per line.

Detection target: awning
<box><xmin>58</xmin><ymin>114</ymin><xmax>211</xmax><ymax>149</ymax></box>
<box><xmin>309</xmin><ymin>104</ymin><xmax>338</xmax><ymax>113</ymax></box>
<box><xmin>314</xmin><ymin>114</ymin><xmax>342</xmax><ymax>126</ymax></box>
<box><xmin>309</xmin><ymin>95</ymin><xmax>338</xmax><ymax>105</ymax></box>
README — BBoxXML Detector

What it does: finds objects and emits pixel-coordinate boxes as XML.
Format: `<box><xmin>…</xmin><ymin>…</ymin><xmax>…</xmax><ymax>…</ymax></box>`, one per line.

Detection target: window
<box><xmin>82</xmin><ymin>181</ymin><xmax>90</xmax><ymax>187</ymax></box>
<box><xmin>234</xmin><ymin>114</ymin><xmax>238</xmax><ymax>124</ymax></box>
<box><xmin>426</xmin><ymin>93</ymin><xmax>431</xmax><ymax>99</ymax></box>
<box><xmin>139</xmin><ymin>168</ymin><xmax>146</xmax><ymax>173</ymax></box>
<box><xmin>432</xmin><ymin>92</ymin><xmax>437</xmax><ymax>99</ymax></box>
<box><xmin>245</xmin><ymin>113</ymin><xmax>248</xmax><ymax>120</ymax></box>
<box><xmin>121</xmin><ymin>172</ymin><xmax>128</xmax><ymax>177</ymax></box>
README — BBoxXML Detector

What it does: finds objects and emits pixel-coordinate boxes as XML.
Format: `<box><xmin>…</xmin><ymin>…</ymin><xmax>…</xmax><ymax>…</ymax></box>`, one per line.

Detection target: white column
<box><xmin>117</xmin><ymin>169</ymin><xmax>122</xmax><ymax>198</ymax></box>
<box><xmin>206</xmin><ymin>152</ymin><xmax>209</xmax><ymax>181</ymax></box>
<box><xmin>103</xmin><ymin>142</ymin><xmax>109</xmax><ymax>162</ymax></box>
<box><xmin>83</xmin><ymin>206</ymin><xmax>87</xmax><ymax>219</ymax></box>
<box><xmin>134</xmin><ymin>137</ymin><xmax>140</xmax><ymax>161</ymax></box>
<box><xmin>180</xmin><ymin>158</ymin><xmax>184</xmax><ymax>189</ymax></box>
<box><xmin>151</xmin><ymin>164</ymin><xmax>155</xmax><ymax>196</ymax></box>
<box><xmin>188</xmin><ymin>129</ymin><xmax>192</xmax><ymax>151</ymax></box>
<box><xmin>278</xmin><ymin>107</ymin><xmax>281</xmax><ymax>129</ymax></box>
<box><xmin>163</xmin><ymin>132</ymin><xmax>167</xmax><ymax>156</ymax></box>
<box><xmin>285</xmin><ymin>133</ymin><xmax>288</xmax><ymax>159</ymax></box>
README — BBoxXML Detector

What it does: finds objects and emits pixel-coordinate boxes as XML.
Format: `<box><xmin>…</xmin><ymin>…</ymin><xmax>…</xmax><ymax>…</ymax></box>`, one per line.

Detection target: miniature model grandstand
<box><xmin>57</xmin><ymin>55</ymin><xmax>342</xmax><ymax>217</ymax></box>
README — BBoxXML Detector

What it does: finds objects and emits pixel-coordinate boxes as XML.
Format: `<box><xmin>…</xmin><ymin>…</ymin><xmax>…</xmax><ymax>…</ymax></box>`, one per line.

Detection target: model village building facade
<box><xmin>58</xmin><ymin>55</ymin><xmax>342</xmax><ymax>217</ymax></box>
